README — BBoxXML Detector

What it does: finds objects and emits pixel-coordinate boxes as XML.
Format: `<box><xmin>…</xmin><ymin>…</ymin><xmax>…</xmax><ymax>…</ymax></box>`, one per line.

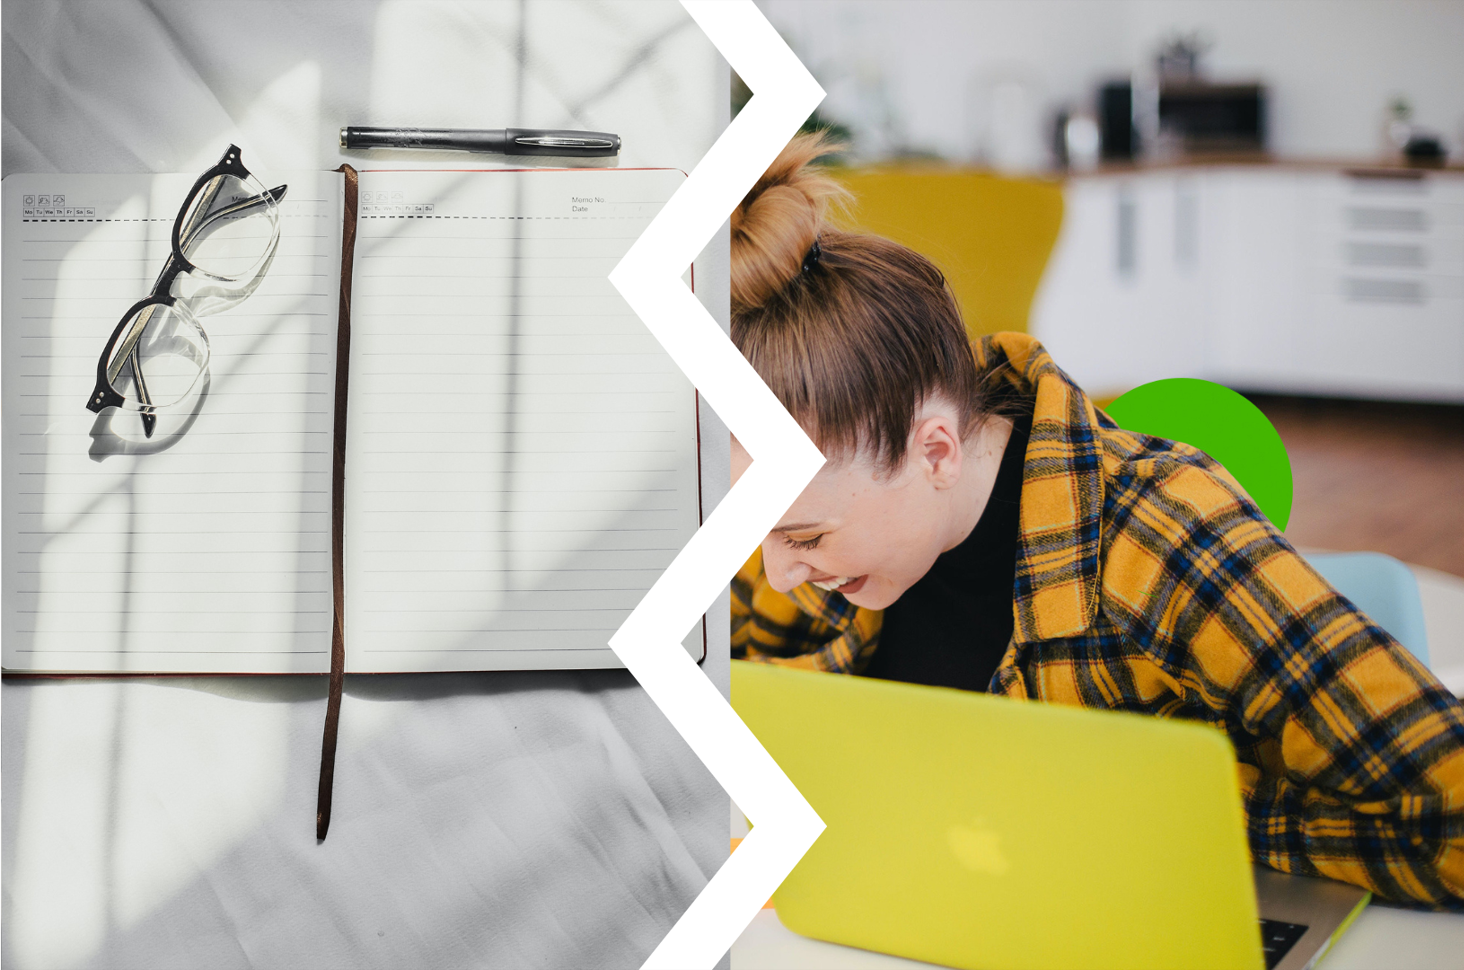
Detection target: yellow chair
<box><xmin>831</xmin><ymin>168</ymin><xmax>1064</xmax><ymax>338</ymax></box>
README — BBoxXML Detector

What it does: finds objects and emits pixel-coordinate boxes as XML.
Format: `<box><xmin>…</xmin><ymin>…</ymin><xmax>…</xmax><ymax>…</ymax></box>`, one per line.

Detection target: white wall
<box><xmin>758</xmin><ymin>0</ymin><xmax>1464</xmax><ymax>165</ymax></box>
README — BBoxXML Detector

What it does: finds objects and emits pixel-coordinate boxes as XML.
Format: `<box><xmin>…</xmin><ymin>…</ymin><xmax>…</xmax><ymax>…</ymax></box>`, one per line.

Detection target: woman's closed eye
<box><xmin>783</xmin><ymin>533</ymin><xmax>823</xmax><ymax>551</ymax></box>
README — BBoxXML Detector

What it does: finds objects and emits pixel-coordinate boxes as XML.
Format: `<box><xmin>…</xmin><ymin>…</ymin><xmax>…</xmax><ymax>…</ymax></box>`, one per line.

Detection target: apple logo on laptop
<box><xmin>947</xmin><ymin>819</ymin><xmax>1010</xmax><ymax>875</ymax></box>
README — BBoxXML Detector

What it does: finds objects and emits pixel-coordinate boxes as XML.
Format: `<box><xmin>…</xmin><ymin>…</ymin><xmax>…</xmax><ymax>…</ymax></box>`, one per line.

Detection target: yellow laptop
<box><xmin>732</xmin><ymin>661</ymin><xmax>1370</xmax><ymax>970</ymax></box>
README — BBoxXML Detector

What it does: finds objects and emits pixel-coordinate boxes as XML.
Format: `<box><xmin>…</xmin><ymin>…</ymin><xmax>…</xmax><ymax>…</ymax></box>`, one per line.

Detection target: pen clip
<box><xmin>514</xmin><ymin>136</ymin><xmax>617</xmax><ymax>149</ymax></box>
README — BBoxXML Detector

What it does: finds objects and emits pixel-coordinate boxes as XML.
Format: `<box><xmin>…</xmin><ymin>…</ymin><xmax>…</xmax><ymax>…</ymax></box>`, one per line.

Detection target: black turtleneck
<box><xmin>860</xmin><ymin>411</ymin><xmax>1031</xmax><ymax>692</ymax></box>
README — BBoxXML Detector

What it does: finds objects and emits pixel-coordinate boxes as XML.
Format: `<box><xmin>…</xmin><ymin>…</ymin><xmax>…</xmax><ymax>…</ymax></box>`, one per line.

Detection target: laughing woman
<box><xmin>728</xmin><ymin>133</ymin><xmax>1464</xmax><ymax>909</ymax></box>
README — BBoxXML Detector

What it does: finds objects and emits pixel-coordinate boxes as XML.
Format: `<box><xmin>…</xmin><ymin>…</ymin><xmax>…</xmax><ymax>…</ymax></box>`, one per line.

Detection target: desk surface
<box><xmin>733</xmin><ymin>903</ymin><xmax>1464</xmax><ymax>970</ymax></box>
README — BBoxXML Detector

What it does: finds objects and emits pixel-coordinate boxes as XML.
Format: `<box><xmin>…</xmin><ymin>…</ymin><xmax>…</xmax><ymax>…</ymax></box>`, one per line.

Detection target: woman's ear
<box><xmin>911</xmin><ymin>415</ymin><xmax>963</xmax><ymax>489</ymax></box>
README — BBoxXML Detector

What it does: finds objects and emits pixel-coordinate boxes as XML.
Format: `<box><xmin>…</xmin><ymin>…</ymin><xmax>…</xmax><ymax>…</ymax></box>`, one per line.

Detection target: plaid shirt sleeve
<box><xmin>731</xmin><ymin>548</ymin><xmax>881</xmax><ymax>673</ymax></box>
<box><xmin>1094</xmin><ymin>439</ymin><xmax>1464</xmax><ymax>910</ymax></box>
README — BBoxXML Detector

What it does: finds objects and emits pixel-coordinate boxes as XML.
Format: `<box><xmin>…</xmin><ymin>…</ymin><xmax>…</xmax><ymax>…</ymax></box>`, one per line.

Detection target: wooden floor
<box><xmin>1247</xmin><ymin>395</ymin><xmax>1464</xmax><ymax>578</ymax></box>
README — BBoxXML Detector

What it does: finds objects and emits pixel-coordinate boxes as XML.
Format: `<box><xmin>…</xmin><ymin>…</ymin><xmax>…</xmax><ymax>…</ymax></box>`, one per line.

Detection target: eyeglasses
<box><xmin>85</xmin><ymin>144</ymin><xmax>288</xmax><ymax>438</ymax></box>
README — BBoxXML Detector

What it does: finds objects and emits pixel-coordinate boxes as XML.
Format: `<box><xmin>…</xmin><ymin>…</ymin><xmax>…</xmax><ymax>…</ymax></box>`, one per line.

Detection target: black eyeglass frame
<box><xmin>85</xmin><ymin>144</ymin><xmax>287</xmax><ymax>430</ymax></box>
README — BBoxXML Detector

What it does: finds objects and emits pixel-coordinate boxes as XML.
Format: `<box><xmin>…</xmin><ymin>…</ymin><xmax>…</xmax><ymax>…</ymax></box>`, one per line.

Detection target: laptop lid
<box><xmin>732</xmin><ymin>660</ymin><xmax>1266</xmax><ymax>970</ymax></box>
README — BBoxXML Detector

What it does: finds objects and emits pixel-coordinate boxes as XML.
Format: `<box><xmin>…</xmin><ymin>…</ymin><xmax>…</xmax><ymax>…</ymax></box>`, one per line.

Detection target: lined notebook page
<box><xmin>345</xmin><ymin>168</ymin><xmax>699</xmax><ymax>672</ymax></box>
<box><xmin>1</xmin><ymin>171</ymin><xmax>342</xmax><ymax>673</ymax></box>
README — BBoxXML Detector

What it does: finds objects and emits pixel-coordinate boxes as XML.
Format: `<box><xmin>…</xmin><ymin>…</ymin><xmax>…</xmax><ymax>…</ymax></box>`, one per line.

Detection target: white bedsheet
<box><xmin>2</xmin><ymin>2</ymin><xmax>732</xmax><ymax>966</ymax></box>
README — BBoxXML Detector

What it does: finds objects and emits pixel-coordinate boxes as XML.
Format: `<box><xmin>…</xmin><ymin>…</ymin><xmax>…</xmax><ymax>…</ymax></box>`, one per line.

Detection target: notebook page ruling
<box><xmin>1</xmin><ymin>171</ymin><xmax>342</xmax><ymax>673</ymax></box>
<box><xmin>345</xmin><ymin>168</ymin><xmax>699</xmax><ymax>672</ymax></box>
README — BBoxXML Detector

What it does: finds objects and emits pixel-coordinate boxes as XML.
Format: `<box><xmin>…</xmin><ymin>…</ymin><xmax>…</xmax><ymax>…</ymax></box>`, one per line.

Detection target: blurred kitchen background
<box><xmin>748</xmin><ymin>0</ymin><xmax>1464</xmax><ymax>686</ymax></box>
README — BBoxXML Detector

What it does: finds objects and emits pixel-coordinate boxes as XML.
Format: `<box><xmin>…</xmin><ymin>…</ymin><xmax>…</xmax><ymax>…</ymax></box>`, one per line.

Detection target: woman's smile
<box><xmin>811</xmin><ymin>574</ymin><xmax>868</xmax><ymax>594</ymax></box>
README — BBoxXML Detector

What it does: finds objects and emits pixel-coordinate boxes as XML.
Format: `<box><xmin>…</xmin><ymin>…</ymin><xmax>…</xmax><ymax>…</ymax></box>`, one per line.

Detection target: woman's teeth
<box><xmin>812</xmin><ymin>576</ymin><xmax>854</xmax><ymax>591</ymax></box>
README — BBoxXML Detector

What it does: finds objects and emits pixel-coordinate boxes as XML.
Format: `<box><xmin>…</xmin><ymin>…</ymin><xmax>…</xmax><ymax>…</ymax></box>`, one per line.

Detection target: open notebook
<box><xmin>2</xmin><ymin>165</ymin><xmax>703</xmax><ymax>676</ymax></box>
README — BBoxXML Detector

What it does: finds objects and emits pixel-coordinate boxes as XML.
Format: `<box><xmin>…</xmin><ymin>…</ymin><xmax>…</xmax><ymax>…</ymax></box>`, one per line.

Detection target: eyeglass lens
<box><xmin>177</xmin><ymin>173</ymin><xmax>281</xmax><ymax>281</ymax></box>
<box><xmin>103</xmin><ymin>303</ymin><xmax>211</xmax><ymax>412</ymax></box>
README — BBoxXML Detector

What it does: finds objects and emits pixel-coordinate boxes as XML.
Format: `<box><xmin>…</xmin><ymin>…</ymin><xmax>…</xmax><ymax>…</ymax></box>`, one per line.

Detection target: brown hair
<box><xmin>731</xmin><ymin>132</ymin><xmax>984</xmax><ymax>473</ymax></box>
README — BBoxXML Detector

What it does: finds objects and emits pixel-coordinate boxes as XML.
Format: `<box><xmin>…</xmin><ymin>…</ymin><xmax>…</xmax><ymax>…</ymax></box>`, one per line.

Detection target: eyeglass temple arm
<box><xmin>107</xmin><ymin>304</ymin><xmax>160</xmax><ymax>385</ymax></box>
<box><xmin>103</xmin><ymin>305</ymin><xmax>160</xmax><ymax>439</ymax></box>
<box><xmin>128</xmin><ymin>349</ymin><xmax>157</xmax><ymax>438</ymax></box>
<box><xmin>175</xmin><ymin>176</ymin><xmax>227</xmax><ymax>260</ymax></box>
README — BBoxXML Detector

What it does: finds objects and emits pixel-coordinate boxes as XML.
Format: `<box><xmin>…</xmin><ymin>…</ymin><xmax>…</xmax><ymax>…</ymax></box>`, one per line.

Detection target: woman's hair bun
<box><xmin>731</xmin><ymin>130</ymin><xmax>848</xmax><ymax>312</ymax></box>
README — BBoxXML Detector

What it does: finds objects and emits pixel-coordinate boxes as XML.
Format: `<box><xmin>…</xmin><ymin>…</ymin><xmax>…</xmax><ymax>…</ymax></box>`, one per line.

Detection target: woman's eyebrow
<box><xmin>774</xmin><ymin>521</ymin><xmax>825</xmax><ymax>533</ymax></box>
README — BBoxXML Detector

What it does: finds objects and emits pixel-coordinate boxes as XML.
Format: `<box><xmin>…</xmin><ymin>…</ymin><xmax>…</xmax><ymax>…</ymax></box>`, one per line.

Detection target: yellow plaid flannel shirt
<box><xmin>732</xmin><ymin>331</ymin><xmax>1464</xmax><ymax>909</ymax></box>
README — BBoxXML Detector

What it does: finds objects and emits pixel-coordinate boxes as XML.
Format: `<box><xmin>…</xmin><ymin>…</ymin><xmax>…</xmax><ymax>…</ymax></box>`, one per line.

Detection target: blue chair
<box><xmin>1302</xmin><ymin>552</ymin><xmax>1430</xmax><ymax>670</ymax></box>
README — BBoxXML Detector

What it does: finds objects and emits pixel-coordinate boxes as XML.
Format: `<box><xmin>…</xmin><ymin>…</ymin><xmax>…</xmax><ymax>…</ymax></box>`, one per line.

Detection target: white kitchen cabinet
<box><xmin>1031</xmin><ymin>165</ymin><xmax>1464</xmax><ymax>403</ymax></box>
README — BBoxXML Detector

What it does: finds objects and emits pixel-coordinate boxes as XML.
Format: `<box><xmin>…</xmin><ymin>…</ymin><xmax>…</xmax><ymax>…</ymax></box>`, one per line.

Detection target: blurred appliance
<box><xmin>1053</xmin><ymin>110</ymin><xmax>1101</xmax><ymax>172</ymax></box>
<box><xmin>1404</xmin><ymin>133</ymin><xmax>1448</xmax><ymax>166</ymax></box>
<box><xmin>1382</xmin><ymin>98</ymin><xmax>1449</xmax><ymax>167</ymax></box>
<box><xmin>1158</xmin><ymin>82</ymin><xmax>1266</xmax><ymax>154</ymax></box>
<box><xmin>1098</xmin><ymin>79</ymin><xmax>1266</xmax><ymax>160</ymax></box>
<box><xmin>1099</xmin><ymin>81</ymin><xmax>1136</xmax><ymax>161</ymax></box>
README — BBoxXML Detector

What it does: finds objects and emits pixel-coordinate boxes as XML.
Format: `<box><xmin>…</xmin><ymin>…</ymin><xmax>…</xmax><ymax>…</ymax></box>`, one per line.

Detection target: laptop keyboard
<box><xmin>1260</xmin><ymin>918</ymin><xmax>1309</xmax><ymax>970</ymax></box>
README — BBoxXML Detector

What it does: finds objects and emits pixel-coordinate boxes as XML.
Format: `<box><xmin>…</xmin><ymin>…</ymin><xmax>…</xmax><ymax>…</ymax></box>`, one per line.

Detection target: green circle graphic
<box><xmin>1105</xmin><ymin>378</ymin><xmax>1294</xmax><ymax>531</ymax></box>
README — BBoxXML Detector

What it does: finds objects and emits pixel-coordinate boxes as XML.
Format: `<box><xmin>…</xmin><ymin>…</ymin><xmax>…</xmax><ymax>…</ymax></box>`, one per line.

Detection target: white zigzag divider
<box><xmin>606</xmin><ymin>2</ymin><xmax>828</xmax><ymax>967</ymax></box>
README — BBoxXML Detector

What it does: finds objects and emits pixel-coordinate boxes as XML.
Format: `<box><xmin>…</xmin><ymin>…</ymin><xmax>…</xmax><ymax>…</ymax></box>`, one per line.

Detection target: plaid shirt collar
<box><xmin>976</xmin><ymin>332</ymin><xmax>1106</xmax><ymax>645</ymax></box>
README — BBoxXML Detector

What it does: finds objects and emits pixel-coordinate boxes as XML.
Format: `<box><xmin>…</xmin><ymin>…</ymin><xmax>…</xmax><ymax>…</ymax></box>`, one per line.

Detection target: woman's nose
<box><xmin>762</xmin><ymin>538</ymin><xmax>812</xmax><ymax>593</ymax></box>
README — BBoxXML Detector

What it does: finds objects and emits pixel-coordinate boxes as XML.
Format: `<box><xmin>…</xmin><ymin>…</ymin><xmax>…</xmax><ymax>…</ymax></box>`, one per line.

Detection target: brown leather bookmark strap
<box><xmin>318</xmin><ymin>164</ymin><xmax>359</xmax><ymax>841</ymax></box>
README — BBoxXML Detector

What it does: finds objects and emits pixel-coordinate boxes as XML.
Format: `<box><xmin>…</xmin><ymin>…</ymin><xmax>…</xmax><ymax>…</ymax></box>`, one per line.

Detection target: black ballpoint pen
<box><xmin>340</xmin><ymin>126</ymin><xmax>621</xmax><ymax>158</ymax></box>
